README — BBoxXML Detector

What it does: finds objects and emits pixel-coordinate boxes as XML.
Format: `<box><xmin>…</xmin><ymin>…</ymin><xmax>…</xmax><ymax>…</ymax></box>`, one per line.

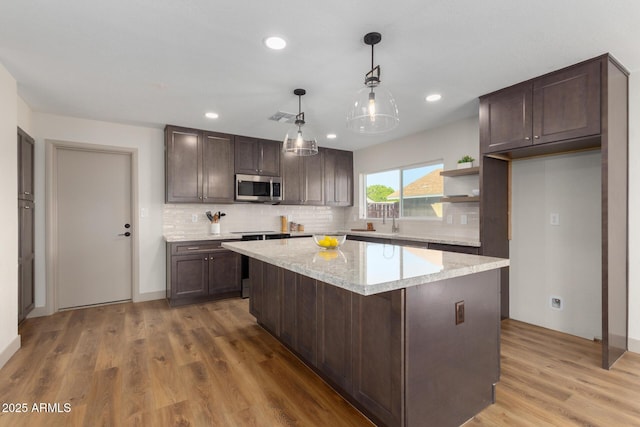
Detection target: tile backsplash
<box><xmin>164</xmin><ymin>202</ymin><xmax>478</xmax><ymax>242</ymax></box>
<box><xmin>163</xmin><ymin>203</ymin><xmax>346</xmax><ymax>237</ymax></box>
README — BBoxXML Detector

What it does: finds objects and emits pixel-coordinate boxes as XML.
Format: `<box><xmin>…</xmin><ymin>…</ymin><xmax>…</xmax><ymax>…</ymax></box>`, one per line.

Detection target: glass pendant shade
<box><xmin>346</xmin><ymin>84</ymin><xmax>399</xmax><ymax>133</ymax></box>
<box><xmin>283</xmin><ymin>88</ymin><xmax>318</xmax><ymax>156</ymax></box>
<box><xmin>283</xmin><ymin>124</ymin><xmax>318</xmax><ymax>156</ymax></box>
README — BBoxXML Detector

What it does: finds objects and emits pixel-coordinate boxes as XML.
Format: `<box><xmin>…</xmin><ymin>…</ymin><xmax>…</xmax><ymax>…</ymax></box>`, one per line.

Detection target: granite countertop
<box><xmin>165</xmin><ymin>231</ymin><xmax>480</xmax><ymax>247</ymax></box>
<box><xmin>222</xmin><ymin>238</ymin><xmax>508</xmax><ymax>296</ymax></box>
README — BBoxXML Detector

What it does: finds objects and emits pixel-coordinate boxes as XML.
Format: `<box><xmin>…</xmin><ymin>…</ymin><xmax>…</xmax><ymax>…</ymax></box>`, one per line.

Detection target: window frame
<box><xmin>360</xmin><ymin>159</ymin><xmax>444</xmax><ymax>221</ymax></box>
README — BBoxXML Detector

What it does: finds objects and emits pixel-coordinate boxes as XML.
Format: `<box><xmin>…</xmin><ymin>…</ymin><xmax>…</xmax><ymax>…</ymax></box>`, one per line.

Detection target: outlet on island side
<box><xmin>455</xmin><ymin>301</ymin><xmax>465</xmax><ymax>325</ymax></box>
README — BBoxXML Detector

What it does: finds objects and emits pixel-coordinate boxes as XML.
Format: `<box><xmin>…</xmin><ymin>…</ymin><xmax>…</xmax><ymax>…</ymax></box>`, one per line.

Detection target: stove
<box><xmin>235</xmin><ymin>231</ymin><xmax>291</xmax><ymax>297</ymax></box>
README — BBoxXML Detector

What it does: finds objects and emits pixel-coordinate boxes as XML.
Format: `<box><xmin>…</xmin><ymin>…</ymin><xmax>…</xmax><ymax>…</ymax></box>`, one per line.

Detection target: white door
<box><xmin>56</xmin><ymin>147</ymin><xmax>132</xmax><ymax>309</ymax></box>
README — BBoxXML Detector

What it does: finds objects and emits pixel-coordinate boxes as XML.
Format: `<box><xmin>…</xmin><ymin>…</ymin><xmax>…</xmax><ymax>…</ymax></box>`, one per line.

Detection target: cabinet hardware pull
<box><xmin>205</xmin><ymin>257</ymin><xmax>208</xmax><ymax>261</ymax></box>
<box><xmin>524</xmin><ymin>137</ymin><xmax>531</xmax><ymax>141</ymax></box>
<box><xmin>24</xmin><ymin>205</ymin><xmax>31</xmax><ymax>209</ymax></box>
<box><xmin>534</xmin><ymin>135</ymin><xmax>540</xmax><ymax>139</ymax></box>
<box><xmin>187</xmin><ymin>247</ymin><xmax>200</xmax><ymax>250</ymax></box>
<box><xmin>24</xmin><ymin>191</ymin><xmax>31</xmax><ymax>195</ymax></box>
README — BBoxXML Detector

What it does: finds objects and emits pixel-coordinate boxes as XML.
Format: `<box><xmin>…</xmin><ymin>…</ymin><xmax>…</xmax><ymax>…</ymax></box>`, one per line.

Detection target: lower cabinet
<box><xmin>166</xmin><ymin>240</ymin><xmax>241</xmax><ymax>306</ymax></box>
<box><xmin>250</xmin><ymin>259</ymin><xmax>403</xmax><ymax>427</ymax></box>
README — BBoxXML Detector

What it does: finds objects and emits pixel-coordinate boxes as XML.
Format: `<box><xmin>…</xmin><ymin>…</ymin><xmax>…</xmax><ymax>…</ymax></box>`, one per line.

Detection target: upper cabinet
<box><xmin>480</xmin><ymin>59</ymin><xmax>601</xmax><ymax>154</ymax></box>
<box><xmin>234</xmin><ymin>136</ymin><xmax>280</xmax><ymax>176</ymax></box>
<box><xmin>18</xmin><ymin>127</ymin><xmax>35</xmax><ymax>201</ymax></box>
<box><xmin>323</xmin><ymin>148</ymin><xmax>353</xmax><ymax>206</ymax></box>
<box><xmin>165</xmin><ymin>125</ymin><xmax>353</xmax><ymax>206</ymax></box>
<box><xmin>282</xmin><ymin>150</ymin><xmax>324</xmax><ymax>205</ymax></box>
<box><xmin>165</xmin><ymin>125</ymin><xmax>235</xmax><ymax>203</ymax></box>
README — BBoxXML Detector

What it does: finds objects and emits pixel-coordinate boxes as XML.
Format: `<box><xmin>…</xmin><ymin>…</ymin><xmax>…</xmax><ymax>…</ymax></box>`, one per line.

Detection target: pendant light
<box><xmin>283</xmin><ymin>88</ymin><xmax>318</xmax><ymax>156</ymax></box>
<box><xmin>346</xmin><ymin>32</ymin><xmax>399</xmax><ymax>134</ymax></box>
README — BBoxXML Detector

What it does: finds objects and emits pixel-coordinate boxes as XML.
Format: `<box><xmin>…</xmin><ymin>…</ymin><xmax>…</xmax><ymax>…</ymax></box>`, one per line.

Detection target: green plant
<box><xmin>458</xmin><ymin>155</ymin><xmax>475</xmax><ymax>164</ymax></box>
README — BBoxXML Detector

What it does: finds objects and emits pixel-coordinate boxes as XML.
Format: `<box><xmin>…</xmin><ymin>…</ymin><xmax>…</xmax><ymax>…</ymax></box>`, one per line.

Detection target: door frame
<box><xmin>45</xmin><ymin>140</ymin><xmax>139</xmax><ymax>314</ymax></box>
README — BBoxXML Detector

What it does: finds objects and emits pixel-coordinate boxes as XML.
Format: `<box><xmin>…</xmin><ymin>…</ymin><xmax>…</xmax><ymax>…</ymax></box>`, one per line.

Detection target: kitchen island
<box><xmin>222</xmin><ymin>238</ymin><xmax>509</xmax><ymax>427</ymax></box>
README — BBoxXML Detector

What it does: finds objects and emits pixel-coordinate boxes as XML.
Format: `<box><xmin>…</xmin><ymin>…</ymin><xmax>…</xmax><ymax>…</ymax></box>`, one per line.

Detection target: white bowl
<box><xmin>312</xmin><ymin>234</ymin><xmax>346</xmax><ymax>249</ymax></box>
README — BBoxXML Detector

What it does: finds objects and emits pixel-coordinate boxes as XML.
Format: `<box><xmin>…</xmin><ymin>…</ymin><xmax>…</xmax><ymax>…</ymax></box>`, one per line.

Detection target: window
<box><xmin>364</xmin><ymin>162</ymin><xmax>444</xmax><ymax>219</ymax></box>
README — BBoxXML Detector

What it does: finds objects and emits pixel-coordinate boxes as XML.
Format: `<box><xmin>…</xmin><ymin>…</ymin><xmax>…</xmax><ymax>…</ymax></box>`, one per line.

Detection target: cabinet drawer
<box><xmin>171</xmin><ymin>240</ymin><xmax>223</xmax><ymax>254</ymax></box>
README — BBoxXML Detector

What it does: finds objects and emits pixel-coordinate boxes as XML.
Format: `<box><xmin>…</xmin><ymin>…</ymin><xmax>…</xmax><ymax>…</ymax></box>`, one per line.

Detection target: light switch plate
<box><xmin>550</xmin><ymin>212</ymin><xmax>560</xmax><ymax>226</ymax></box>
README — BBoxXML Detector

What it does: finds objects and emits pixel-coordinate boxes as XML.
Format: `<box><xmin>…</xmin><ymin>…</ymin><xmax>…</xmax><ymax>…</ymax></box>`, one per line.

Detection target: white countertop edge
<box><xmin>222</xmin><ymin>241</ymin><xmax>509</xmax><ymax>296</ymax></box>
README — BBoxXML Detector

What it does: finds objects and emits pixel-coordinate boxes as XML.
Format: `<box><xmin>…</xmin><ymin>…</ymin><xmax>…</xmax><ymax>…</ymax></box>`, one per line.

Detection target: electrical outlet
<box><xmin>455</xmin><ymin>301</ymin><xmax>465</xmax><ymax>325</ymax></box>
<box><xmin>140</xmin><ymin>207</ymin><xmax>148</xmax><ymax>218</ymax></box>
<box><xmin>550</xmin><ymin>212</ymin><xmax>560</xmax><ymax>226</ymax></box>
<box><xmin>191</xmin><ymin>214</ymin><xmax>198</xmax><ymax>223</ymax></box>
<box><xmin>460</xmin><ymin>214</ymin><xmax>468</xmax><ymax>225</ymax></box>
<box><xmin>447</xmin><ymin>215</ymin><xmax>453</xmax><ymax>225</ymax></box>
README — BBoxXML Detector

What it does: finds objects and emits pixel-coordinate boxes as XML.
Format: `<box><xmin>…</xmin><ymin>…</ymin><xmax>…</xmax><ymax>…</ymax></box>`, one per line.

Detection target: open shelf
<box><xmin>441</xmin><ymin>196</ymin><xmax>480</xmax><ymax>203</ymax></box>
<box><xmin>440</xmin><ymin>166</ymin><xmax>480</xmax><ymax>177</ymax></box>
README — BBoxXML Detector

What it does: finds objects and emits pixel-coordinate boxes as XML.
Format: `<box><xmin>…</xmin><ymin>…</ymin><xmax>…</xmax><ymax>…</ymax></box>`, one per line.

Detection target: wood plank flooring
<box><xmin>1</xmin><ymin>298</ymin><xmax>639</xmax><ymax>427</ymax></box>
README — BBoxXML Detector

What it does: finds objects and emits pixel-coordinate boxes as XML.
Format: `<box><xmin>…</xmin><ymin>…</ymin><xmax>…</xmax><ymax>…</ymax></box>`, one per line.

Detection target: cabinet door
<box><xmin>234</xmin><ymin>136</ymin><xmax>260</xmax><ymax>175</ymax></box>
<box><xmin>317</xmin><ymin>281</ymin><xmax>352</xmax><ymax>391</ymax></box>
<box><xmin>18</xmin><ymin>128</ymin><xmax>35</xmax><ymax>201</ymax></box>
<box><xmin>166</xmin><ymin>126</ymin><xmax>202</xmax><ymax>203</ymax></box>
<box><xmin>280</xmin><ymin>270</ymin><xmax>297</xmax><ymax>348</ymax></box>
<box><xmin>203</xmin><ymin>132</ymin><xmax>235</xmax><ymax>203</ymax></box>
<box><xmin>208</xmin><ymin>250</ymin><xmax>241</xmax><ymax>294</ymax></box>
<box><xmin>249</xmin><ymin>258</ymin><xmax>264</xmax><ymax>319</ymax></box>
<box><xmin>296</xmin><ymin>275</ymin><xmax>317</xmax><ymax>365</ymax></box>
<box><xmin>304</xmin><ymin>150</ymin><xmax>324</xmax><ymax>205</ymax></box>
<box><xmin>262</xmin><ymin>263</ymin><xmax>282</xmax><ymax>336</ymax></box>
<box><xmin>479</xmin><ymin>82</ymin><xmax>533</xmax><ymax>154</ymax></box>
<box><xmin>324</xmin><ymin>149</ymin><xmax>353</xmax><ymax>206</ymax></box>
<box><xmin>532</xmin><ymin>59</ymin><xmax>601</xmax><ymax>145</ymax></box>
<box><xmin>352</xmin><ymin>291</ymin><xmax>404</xmax><ymax>427</ymax></box>
<box><xmin>281</xmin><ymin>152</ymin><xmax>303</xmax><ymax>203</ymax></box>
<box><xmin>171</xmin><ymin>254</ymin><xmax>209</xmax><ymax>298</ymax></box>
<box><xmin>18</xmin><ymin>200</ymin><xmax>35</xmax><ymax>322</ymax></box>
<box><xmin>258</xmin><ymin>139</ymin><xmax>281</xmax><ymax>176</ymax></box>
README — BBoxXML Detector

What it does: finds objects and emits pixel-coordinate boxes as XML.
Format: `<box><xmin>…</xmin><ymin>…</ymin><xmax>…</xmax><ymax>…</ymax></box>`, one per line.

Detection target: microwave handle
<box><xmin>269</xmin><ymin>177</ymin><xmax>274</xmax><ymax>200</ymax></box>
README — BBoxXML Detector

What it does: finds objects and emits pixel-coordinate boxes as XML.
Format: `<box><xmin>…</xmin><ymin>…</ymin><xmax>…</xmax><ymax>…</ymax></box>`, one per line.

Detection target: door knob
<box><xmin>124</xmin><ymin>223</ymin><xmax>131</xmax><ymax>228</ymax></box>
<box><xmin>118</xmin><ymin>232</ymin><xmax>131</xmax><ymax>237</ymax></box>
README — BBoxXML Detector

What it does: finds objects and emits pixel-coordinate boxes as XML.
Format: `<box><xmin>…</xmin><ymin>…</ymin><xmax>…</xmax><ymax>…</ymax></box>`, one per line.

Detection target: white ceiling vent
<box><xmin>268</xmin><ymin>111</ymin><xmax>297</xmax><ymax>124</ymax></box>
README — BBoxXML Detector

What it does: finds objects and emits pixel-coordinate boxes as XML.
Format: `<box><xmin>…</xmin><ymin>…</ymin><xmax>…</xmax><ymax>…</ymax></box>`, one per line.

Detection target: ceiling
<box><xmin>1</xmin><ymin>1</ymin><xmax>639</xmax><ymax>151</ymax></box>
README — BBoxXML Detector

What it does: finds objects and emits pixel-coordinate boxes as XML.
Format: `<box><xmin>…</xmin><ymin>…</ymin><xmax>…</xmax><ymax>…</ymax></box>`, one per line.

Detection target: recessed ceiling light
<box><xmin>426</xmin><ymin>94</ymin><xmax>442</xmax><ymax>102</ymax></box>
<box><xmin>327</xmin><ymin>133</ymin><xmax>337</xmax><ymax>140</ymax></box>
<box><xmin>264</xmin><ymin>36</ymin><xmax>286</xmax><ymax>50</ymax></box>
<box><xmin>205</xmin><ymin>112</ymin><xmax>219</xmax><ymax>119</ymax></box>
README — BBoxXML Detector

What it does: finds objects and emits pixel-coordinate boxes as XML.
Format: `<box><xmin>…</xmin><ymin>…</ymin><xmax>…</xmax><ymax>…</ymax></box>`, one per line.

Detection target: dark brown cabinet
<box><xmin>317</xmin><ymin>282</ymin><xmax>352</xmax><ymax>392</ymax></box>
<box><xmin>18</xmin><ymin>128</ymin><xmax>35</xmax><ymax>323</ymax></box>
<box><xmin>281</xmin><ymin>150</ymin><xmax>324</xmax><ymax>205</ymax></box>
<box><xmin>480</xmin><ymin>59</ymin><xmax>601</xmax><ymax>154</ymax></box>
<box><xmin>323</xmin><ymin>148</ymin><xmax>353</xmax><ymax>206</ymax></box>
<box><xmin>165</xmin><ymin>125</ymin><xmax>235</xmax><ymax>203</ymax></box>
<box><xmin>352</xmin><ymin>291</ymin><xmax>404</xmax><ymax>427</ymax></box>
<box><xmin>479</xmin><ymin>54</ymin><xmax>629</xmax><ymax>369</ymax></box>
<box><xmin>18</xmin><ymin>199</ymin><xmax>35</xmax><ymax>323</ymax></box>
<box><xmin>234</xmin><ymin>136</ymin><xmax>280</xmax><ymax>176</ymax></box>
<box><xmin>18</xmin><ymin>128</ymin><xmax>34</xmax><ymax>201</ymax></box>
<box><xmin>166</xmin><ymin>240</ymin><xmax>241</xmax><ymax>306</ymax></box>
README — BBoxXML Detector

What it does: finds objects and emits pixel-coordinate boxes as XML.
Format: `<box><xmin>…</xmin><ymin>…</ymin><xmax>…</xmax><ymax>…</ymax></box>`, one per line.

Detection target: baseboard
<box><xmin>134</xmin><ymin>290</ymin><xmax>166</xmax><ymax>303</ymax></box>
<box><xmin>0</xmin><ymin>335</ymin><xmax>21</xmax><ymax>369</ymax></box>
<box><xmin>629</xmin><ymin>337</ymin><xmax>640</xmax><ymax>354</ymax></box>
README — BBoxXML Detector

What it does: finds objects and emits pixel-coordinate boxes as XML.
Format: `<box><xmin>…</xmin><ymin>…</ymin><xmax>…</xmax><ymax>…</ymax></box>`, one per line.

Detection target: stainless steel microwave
<box><xmin>235</xmin><ymin>174</ymin><xmax>282</xmax><ymax>202</ymax></box>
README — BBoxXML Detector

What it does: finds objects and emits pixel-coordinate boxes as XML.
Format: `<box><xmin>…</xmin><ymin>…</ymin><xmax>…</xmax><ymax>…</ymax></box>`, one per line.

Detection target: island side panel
<box><xmin>352</xmin><ymin>290</ymin><xmax>405</xmax><ymax>427</ymax></box>
<box><xmin>405</xmin><ymin>269</ymin><xmax>500</xmax><ymax>427</ymax></box>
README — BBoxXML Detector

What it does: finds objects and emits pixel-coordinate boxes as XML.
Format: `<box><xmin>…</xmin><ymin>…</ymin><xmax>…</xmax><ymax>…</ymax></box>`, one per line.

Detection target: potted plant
<box><xmin>457</xmin><ymin>155</ymin><xmax>475</xmax><ymax>169</ymax></box>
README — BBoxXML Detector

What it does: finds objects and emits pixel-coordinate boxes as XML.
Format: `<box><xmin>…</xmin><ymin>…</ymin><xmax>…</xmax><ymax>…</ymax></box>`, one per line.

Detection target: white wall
<box><xmin>0</xmin><ymin>64</ymin><xmax>20</xmax><ymax>368</ymax></box>
<box><xmin>31</xmin><ymin>113</ymin><xmax>166</xmax><ymax>309</ymax></box>
<box><xmin>628</xmin><ymin>71</ymin><xmax>640</xmax><ymax>353</ymax></box>
<box><xmin>510</xmin><ymin>151</ymin><xmax>602</xmax><ymax>340</ymax></box>
<box><xmin>348</xmin><ymin>116</ymin><xmax>480</xmax><ymax>241</ymax></box>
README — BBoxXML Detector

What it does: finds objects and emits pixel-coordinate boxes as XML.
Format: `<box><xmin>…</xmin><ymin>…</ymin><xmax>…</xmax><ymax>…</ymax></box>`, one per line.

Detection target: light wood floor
<box><xmin>1</xmin><ymin>299</ymin><xmax>639</xmax><ymax>427</ymax></box>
